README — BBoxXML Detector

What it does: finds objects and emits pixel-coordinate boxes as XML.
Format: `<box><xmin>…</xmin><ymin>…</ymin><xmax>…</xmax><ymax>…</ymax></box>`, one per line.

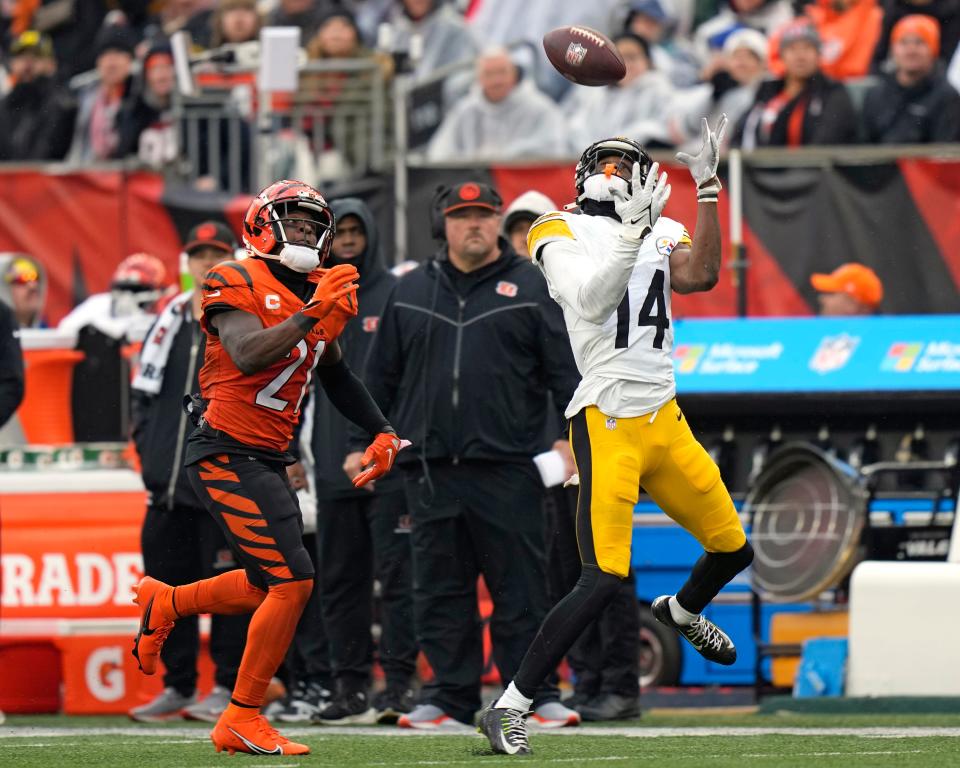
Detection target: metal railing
<box><xmin>171</xmin><ymin>58</ymin><xmax>391</xmax><ymax>195</ymax></box>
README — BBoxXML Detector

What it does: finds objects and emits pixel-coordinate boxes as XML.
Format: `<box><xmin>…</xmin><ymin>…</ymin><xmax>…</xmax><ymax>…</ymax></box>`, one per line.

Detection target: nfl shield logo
<box><xmin>606</xmin><ymin>417</ymin><xmax>617</xmax><ymax>430</ymax></box>
<box><xmin>496</xmin><ymin>281</ymin><xmax>518</xmax><ymax>297</ymax></box>
<box><xmin>809</xmin><ymin>334</ymin><xmax>859</xmax><ymax>374</ymax></box>
<box><xmin>565</xmin><ymin>42</ymin><xmax>588</xmax><ymax>67</ymax></box>
<box><xmin>362</xmin><ymin>316</ymin><xmax>379</xmax><ymax>333</ymax></box>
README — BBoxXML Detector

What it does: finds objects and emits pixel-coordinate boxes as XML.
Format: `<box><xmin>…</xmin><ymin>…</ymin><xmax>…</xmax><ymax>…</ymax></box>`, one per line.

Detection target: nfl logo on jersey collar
<box><xmin>496</xmin><ymin>281</ymin><xmax>518</xmax><ymax>297</ymax></box>
<box><xmin>606</xmin><ymin>417</ymin><xmax>617</xmax><ymax>430</ymax></box>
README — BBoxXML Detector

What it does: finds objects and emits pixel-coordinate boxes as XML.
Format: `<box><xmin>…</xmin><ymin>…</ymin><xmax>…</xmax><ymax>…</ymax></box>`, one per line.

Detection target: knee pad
<box><xmin>269</xmin><ymin>578</ymin><xmax>314</xmax><ymax>606</ymax></box>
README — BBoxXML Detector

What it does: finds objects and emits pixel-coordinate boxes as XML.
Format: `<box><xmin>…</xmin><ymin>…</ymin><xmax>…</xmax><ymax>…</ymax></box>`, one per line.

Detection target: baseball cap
<box><xmin>184</xmin><ymin>221</ymin><xmax>238</xmax><ymax>256</ymax></box>
<box><xmin>628</xmin><ymin>0</ymin><xmax>668</xmax><ymax>25</ymax></box>
<box><xmin>778</xmin><ymin>19</ymin><xmax>821</xmax><ymax>53</ymax></box>
<box><xmin>10</xmin><ymin>30</ymin><xmax>54</xmax><ymax>58</ymax></box>
<box><xmin>810</xmin><ymin>263</ymin><xmax>883</xmax><ymax>307</ymax></box>
<box><xmin>443</xmin><ymin>182</ymin><xmax>502</xmax><ymax>215</ymax></box>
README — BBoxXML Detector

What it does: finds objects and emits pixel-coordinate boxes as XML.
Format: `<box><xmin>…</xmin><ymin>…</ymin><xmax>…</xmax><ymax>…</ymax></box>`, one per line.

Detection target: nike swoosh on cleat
<box><xmin>140</xmin><ymin>597</ymin><xmax>157</xmax><ymax>635</ymax></box>
<box><xmin>227</xmin><ymin>727</ymin><xmax>283</xmax><ymax>755</ymax></box>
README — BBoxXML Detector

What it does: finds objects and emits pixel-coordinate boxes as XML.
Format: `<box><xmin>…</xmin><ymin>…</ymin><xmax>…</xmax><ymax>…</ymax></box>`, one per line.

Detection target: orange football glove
<box><xmin>353</xmin><ymin>432</ymin><xmax>403</xmax><ymax>488</ymax></box>
<box><xmin>301</xmin><ymin>264</ymin><xmax>359</xmax><ymax>321</ymax></box>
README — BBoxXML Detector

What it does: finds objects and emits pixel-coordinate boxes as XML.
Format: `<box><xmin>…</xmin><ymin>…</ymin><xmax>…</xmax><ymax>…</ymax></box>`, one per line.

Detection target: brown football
<box><xmin>542</xmin><ymin>25</ymin><xmax>625</xmax><ymax>87</ymax></box>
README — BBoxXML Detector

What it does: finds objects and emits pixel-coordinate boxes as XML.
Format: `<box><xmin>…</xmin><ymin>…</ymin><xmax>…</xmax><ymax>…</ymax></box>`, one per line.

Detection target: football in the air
<box><xmin>542</xmin><ymin>25</ymin><xmax>626</xmax><ymax>87</ymax></box>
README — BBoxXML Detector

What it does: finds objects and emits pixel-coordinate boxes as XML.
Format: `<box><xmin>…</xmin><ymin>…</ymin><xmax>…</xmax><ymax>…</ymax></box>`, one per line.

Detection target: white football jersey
<box><xmin>530</xmin><ymin>211</ymin><xmax>691</xmax><ymax>419</ymax></box>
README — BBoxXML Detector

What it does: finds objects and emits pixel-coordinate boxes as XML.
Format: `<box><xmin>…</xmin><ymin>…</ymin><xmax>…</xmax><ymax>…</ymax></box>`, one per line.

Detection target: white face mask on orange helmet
<box><xmin>242</xmin><ymin>181</ymin><xmax>335</xmax><ymax>271</ymax></box>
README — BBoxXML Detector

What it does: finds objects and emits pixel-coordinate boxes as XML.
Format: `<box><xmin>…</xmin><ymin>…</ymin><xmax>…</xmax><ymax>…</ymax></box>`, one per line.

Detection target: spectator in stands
<box><xmin>426</xmin><ymin>48</ymin><xmax>566</xmax><ymax>161</ymax></box>
<box><xmin>210</xmin><ymin>0</ymin><xmax>261</xmax><ymax>48</ymax></box>
<box><xmin>733</xmin><ymin>19</ymin><xmax>857</xmax><ymax>147</ymax></box>
<box><xmin>862</xmin><ymin>15</ymin><xmax>960</xmax><ymax>143</ymax></box>
<box><xmin>670</xmin><ymin>28</ymin><xmax>768</xmax><ymax>152</ymax></box>
<box><xmin>0</xmin><ymin>31</ymin><xmax>75</xmax><ymax>161</ymax></box>
<box><xmin>116</xmin><ymin>41</ymin><xmax>177</xmax><ymax>166</ymax></box>
<box><xmin>0</xmin><ymin>298</ymin><xmax>24</xmax><ymax>432</ymax></box>
<box><xmin>0</xmin><ymin>254</ymin><xmax>47</xmax><ymax>329</ymax></box>
<box><xmin>693</xmin><ymin>0</ymin><xmax>794</xmax><ymax>70</ymax></box>
<box><xmin>379</xmin><ymin>0</ymin><xmax>478</xmax><ymax>81</ymax></box>
<box><xmin>872</xmin><ymin>0</ymin><xmax>960</xmax><ymax>71</ymax></box>
<box><xmin>67</xmin><ymin>22</ymin><xmax>136</xmax><ymax>164</ymax></box>
<box><xmin>624</xmin><ymin>0</ymin><xmax>700</xmax><ymax>86</ymax></box>
<box><xmin>306</xmin><ymin>7</ymin><xmax>393</xmax><ymax>77</ymax></box>
<box><xmin>501</xmin><ymin>191</ymin><xmax>558</xmax><ymax>258</ymax></box>
<box><xmin>768</xmin><ymin>0</ymin><xmax>882</xmax><ymax>81</ymax></box>
<box><xmin>563</xmin><ymin>33</ymin><xmax>675</xmax><ymax>150</ymax></box>
<box><xmin>129</xmin><ymin>222</ymin><xmax>249</xmax><ymax>724</ymax></box>
<box><xmin>153</xmin><ymin>0</ymin><xmax>217</xmax><ymax>49</ymax></box>
<box><xmin>267</xmin><ymin>0</ymin><xmax>338</xmax><ymax>44</ymax></box>
<box><xmin>12</xmin><ymin>0</ymin><xmax>110</xmax><ymax>81</ymax></box>
<box><xmin>810</xmin><ymin>262</ymin><xmax>884</xmax><ymax>315</ymax></box>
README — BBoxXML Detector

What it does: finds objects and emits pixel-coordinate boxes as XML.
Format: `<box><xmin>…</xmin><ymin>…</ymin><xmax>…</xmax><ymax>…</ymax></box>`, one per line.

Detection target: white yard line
<box><xmin>2</xmin><ymin>726</ymin><xmax>960</xmax><ymax>739</ymax></box>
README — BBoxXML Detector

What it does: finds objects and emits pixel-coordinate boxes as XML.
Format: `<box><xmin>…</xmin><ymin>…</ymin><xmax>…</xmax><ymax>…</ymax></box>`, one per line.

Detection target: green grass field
<box><xmin>5</xmin><ymin>712</ymin><xmax>960</xmax><ymax>768</ymax></box>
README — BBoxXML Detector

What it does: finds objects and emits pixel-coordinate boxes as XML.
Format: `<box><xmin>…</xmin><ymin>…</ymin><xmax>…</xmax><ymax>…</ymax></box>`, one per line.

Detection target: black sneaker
<box><xmin>651</xmin><ymin>595</ymin><xmax>736</xmax><ymax>665</ymax></box>
<box><xmin>577</xmin><ymin>693</ymin><xmax>641</xmax><ymax>722</ymax></box>
<box><xmin>477</xmin><ymin>704</ymin><xmax>531</xmax><ymax>756</ymax></box>
<box><xmin>314</xmin><ymin>690</ymin><xmax>377</xmax><ymax>725</ymax></box>
<box><xmin>371</xmin><ymin>687</ymin><xmax>414</xmax><ymax>725</ymax></box>
<box><xmin>275</xmin><ymin>679</ymin><xmax>332</xmax><ymax>723</ymax></box>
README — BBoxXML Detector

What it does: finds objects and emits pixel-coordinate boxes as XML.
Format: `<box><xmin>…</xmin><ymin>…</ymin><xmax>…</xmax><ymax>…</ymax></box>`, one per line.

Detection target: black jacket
<box><xmin>734</xmin><ymin>73</ymin><xmax>858</xmax><ymax>147</ymax></box>
<box><xmin>0</xmin><ymin>301</ymin><xmax>24</xmax><ymax>430</ymax></box>
<box><xmin>131</xmin><ymin>300</ymin><xmax>205</xmax><ymax>510</ymax></box>
<box><xmin>0</xmin><ymin>75</ymin><xmax>75</xmax><ymax>161</ymax></box>
<box><xmin>861</xmin><ymin>71</ymin><xmax>960</xmax><ymax>144</ymax></box>
<box><xmin>359</xmin><ymin>241</ymin><xmax>579</xmax><ymax>466</ymax></box>
<box><xmin>309</xmin><ymin>198</ymin><xmax>398</xmax><ymax>500</ymax></box>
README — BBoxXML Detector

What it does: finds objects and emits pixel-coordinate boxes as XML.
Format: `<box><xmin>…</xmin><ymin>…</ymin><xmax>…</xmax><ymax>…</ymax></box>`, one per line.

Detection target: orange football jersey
<box><xmin>198</xmin><ymin>258</ymin><xmax>356</xmax><ymax>452</ymax></box>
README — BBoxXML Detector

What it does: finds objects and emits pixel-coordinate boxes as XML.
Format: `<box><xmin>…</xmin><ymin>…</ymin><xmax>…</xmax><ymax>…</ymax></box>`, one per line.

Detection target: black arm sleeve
<box><xmin>316</xmin><ymin>357</ymin><xmax>393</xmax><ymax>438</ymax></box>
<box><xmin>0</xmin><ymin>303</ymin><xmax>25</xmax><ymax>429</ymax></box>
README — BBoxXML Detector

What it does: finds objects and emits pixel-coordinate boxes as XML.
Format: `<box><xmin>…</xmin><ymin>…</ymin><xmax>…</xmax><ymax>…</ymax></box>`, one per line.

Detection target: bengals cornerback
<box><xmin>131</xmin><ymin>180</ymin><xmax>405</xmax><ymax>756</ymax></box>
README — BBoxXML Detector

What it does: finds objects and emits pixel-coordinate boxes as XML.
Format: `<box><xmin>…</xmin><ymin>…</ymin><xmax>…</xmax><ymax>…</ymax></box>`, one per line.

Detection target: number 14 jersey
<box><xmin>530</xmin><ymin>211</ymin><xmax>691</xmax><ymax>419</ymax></box>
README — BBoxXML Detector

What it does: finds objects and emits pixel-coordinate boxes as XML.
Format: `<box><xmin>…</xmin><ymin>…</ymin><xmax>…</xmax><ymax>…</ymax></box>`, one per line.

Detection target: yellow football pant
<box><xmin>570</xmin><ymin>400</ymin><xmax>746</xmax><ymax>578</ymax></box>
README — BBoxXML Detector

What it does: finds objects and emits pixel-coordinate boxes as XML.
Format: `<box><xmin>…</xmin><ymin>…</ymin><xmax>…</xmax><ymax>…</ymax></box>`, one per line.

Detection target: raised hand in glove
<box><xmin>609</xmin><ymin>161</ymin><xmax>671</xmax><ymax>242</ymax></box>
<box><xmin>353</xmin><ymin>432</ymin><xmax>405</xmax><ymax>488</ymax></box>
<box><xmin>301</xmin><ymin>264</ymin><xmax>359</xmax><ymax>321</ymax></box>
<box><xmin>675</xmin><ymin>114</ymin><xmax>727</xmax><ymax>203</ymax></box>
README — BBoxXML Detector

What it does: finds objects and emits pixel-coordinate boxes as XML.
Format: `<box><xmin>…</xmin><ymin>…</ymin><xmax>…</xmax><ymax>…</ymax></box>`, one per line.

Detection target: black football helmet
<box><xmin>574</xmin><ymin>137</ymin><xmax>653</xmax><ymax>204</ymax></box>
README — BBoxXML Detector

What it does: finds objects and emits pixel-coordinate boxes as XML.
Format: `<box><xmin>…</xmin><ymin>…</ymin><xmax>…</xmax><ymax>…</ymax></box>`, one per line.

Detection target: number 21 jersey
<box><xmin>197</xmin><ymin>258</ymin><xmax>341</xmax><ymax>453</ymax></box>
<box><xmin>530</xmin><ymin>211</ymin><xmax>691</xmax><ymax>419</ymax></box>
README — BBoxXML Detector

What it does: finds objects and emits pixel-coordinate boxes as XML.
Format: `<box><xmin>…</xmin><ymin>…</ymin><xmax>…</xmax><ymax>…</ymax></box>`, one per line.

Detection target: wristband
<box><xmin>697</xmin><ymin>177</ymin><xmax>722</xmax><ymax>204</ymax></box>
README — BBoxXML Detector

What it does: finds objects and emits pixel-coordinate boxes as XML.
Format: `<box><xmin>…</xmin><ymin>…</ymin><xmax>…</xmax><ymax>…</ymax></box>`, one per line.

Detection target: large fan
<box><xmin>743</xmin><ymin>443</ymin><xmax>869</xmax><ymax>603</ymax></box>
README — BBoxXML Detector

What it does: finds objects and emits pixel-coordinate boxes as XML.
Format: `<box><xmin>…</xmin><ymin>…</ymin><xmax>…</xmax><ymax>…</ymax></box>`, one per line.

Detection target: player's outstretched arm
<box><xmin>214</xmin><ymin>309</ymin><xmax>320</xmax><ymax>375</ymax></box>
<box><xmin>538</xmin><ymin>166</ymin><xmax>670</xmax><ymax>324</ymax></box>
<box><xmin>212</xmin><ymin>265</ymin><xmax>358</xmax><ymax>375</ymax></box>
<box><xmin>671</xmin><ymin>115</ymin><xmax>726</xmax><ymax>294</ymax></box>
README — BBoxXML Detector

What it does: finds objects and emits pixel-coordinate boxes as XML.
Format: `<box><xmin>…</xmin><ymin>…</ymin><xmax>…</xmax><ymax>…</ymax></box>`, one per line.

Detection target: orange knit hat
<box><xmin>891</xmin><ymin>14</ymin><xmax>940</xmax><ymax>58</ymax></box>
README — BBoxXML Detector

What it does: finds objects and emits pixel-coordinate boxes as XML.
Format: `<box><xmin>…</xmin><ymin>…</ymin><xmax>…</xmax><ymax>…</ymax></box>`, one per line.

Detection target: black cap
<box><xmin>95</xmin><ymin>24</ymin><xmax>137</xmax><ymax>58</ymax></box>
<box><xmin>184</xmin><ymin>221</ymin><xmax>237</xmax><ymax>255</ymax></box>
<box><xmin>442</xmin><ymin>182</ymin><xmax>503</xmax><ymax>215</ymax></box>
<box><xmin>10</xmin><ymin>30</ymin><xmax>54</xmax><ymax>58</ymax></box>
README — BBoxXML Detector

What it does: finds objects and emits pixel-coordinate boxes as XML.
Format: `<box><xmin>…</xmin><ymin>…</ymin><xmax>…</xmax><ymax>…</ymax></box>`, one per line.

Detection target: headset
<box><xmin>429</xmin><ymin>184</ymin><xmax>450</xmax><ymax>242</ymax></box>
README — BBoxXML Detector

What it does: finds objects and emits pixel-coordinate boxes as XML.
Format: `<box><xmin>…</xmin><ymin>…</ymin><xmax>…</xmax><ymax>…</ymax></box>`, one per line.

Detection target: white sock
<box><xmin>495</xmin><ymin>681</ymin><xmax>533</xmax><ymax>712</ymax></box>
<box><xmin>669</xmin><ymin>596</ymin><xmax>698</xmax><ymax>626</ymax></box>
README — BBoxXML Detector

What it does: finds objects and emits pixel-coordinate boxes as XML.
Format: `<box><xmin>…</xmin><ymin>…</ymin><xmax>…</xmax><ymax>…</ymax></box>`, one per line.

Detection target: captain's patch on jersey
<box><xmin>496</xmin><ymin>280</ymin><xmax>518</xmax><ymax>297</ymax></box>
<box><xmin>656</xmin><ymin>236</ymin><xmax>677</xmax><ymax>256</ymax></box>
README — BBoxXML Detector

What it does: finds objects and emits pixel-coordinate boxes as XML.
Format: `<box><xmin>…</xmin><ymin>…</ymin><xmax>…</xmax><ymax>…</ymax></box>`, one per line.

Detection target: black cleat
<box><xmin>477</xmin><ymin>704</ymin><xmax>531</xmax><ymax>756</ymax></box>
<box><xmin>651</xmin><ymin>595</ymin><xmax>737</xmax><ymax>665</ymax></box>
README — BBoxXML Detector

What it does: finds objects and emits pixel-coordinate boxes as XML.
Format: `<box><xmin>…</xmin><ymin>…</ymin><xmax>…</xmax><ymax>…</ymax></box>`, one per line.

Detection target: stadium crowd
<box><xmin>1</xmin><ymin>0</ymin><xmax>959</xmax><ymax>170</ymax></box>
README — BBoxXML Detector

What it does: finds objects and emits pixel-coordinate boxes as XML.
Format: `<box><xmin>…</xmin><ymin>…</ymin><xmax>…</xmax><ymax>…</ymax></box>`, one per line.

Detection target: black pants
<box><xmin>543</xmin><ymin>486</ymin><xmax>640</xmax><ymax>698</ymax></box>
<box><xmin>284</xmin><ymin>532</ymin><xmax>332</xmax><ymax>688</ymax></box>
<box><xmin>406</xmin><ymin>460</ymin><xmax>559</xmax><ymax>724</ymax></box>
<box><xmin>316</xmin><ymin>489</ymin><xmax>417</xmax><ymax>692</ymax></box>
<box><xmin>140</xmin><ymin>502</ymin><xmax>250</xmax><ymax>696</ymax></box>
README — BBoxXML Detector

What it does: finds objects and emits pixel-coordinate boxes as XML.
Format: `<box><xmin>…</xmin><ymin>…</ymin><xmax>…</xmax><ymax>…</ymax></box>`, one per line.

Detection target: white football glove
<box><xmin>610</xmin><ymin>161</ymin><xmax>671</xmax><ymax>243</ymax></box>
<box><xmin>675</xmin><ymin>114</ymin><xmax>727</xmax><ymax>203</ymax></box>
